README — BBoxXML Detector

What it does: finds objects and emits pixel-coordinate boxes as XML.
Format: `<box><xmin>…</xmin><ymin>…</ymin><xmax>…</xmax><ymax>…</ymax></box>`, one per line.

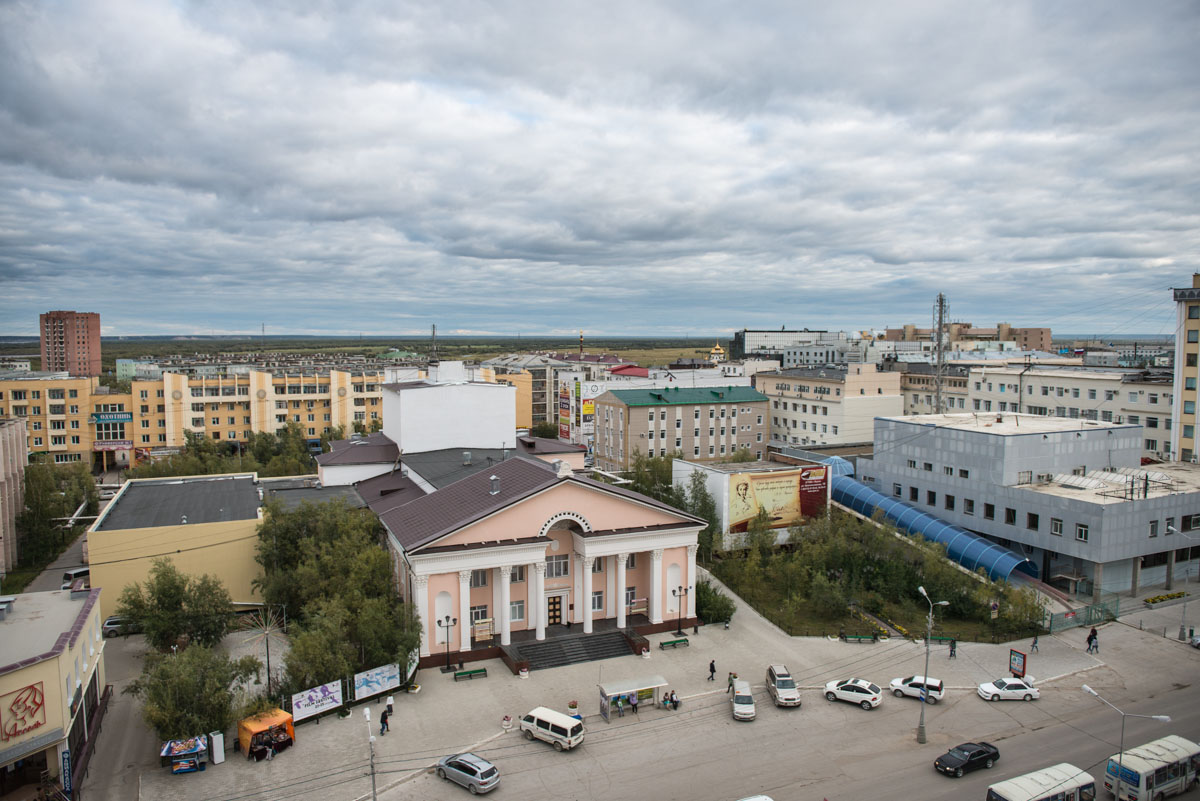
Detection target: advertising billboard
<box><xmin>558</xmin><ymin>386</ymin><xmax>571</xmax><ymax>440</ymax></box>
<box><xmin>291</xmin><ymin>680</ymin><xmax>343</xmax><ymax>721</ymax></box>
<box><xmin>728</xmin><ymin>466</ymin><xmax>828</xmax><ymax>533</ymax></box>
<box><xmin>353</xmin><ymin>663</ymin><xmax>400</xmax><ymax>701</ymax></box>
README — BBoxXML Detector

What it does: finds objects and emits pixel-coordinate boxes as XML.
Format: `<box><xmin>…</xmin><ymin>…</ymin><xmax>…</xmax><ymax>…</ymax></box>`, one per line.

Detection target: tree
<box><xmin>684</xmin><ymin>471</ymin><xmax>721</xmax><ymax>561</ymax></box>
<box><xmin>116</xmin><ymin>559</ymin><xmax>234</xmax><ymax>650</ymax></box>
<box><xmin>744</xmin><ymin>508</ymin><xmax>775</xmax><ymax>565</ymax></box>
<box><xmin>282</xmin><ymin>599</ymin><xmax>356</xmax><ymax>692</ymax></box>
<box><xmin>530</xmin><ymin>421</ymin><xmax>559</xmax><ymax>439</ymax></box>
<box><xmin>124</xmin><ymin>646</ymin><xmax>262</xmax><ymax>740</ymax></box>
<box><xmin>696</xmin><ymin>579</ymin><xmax>735</xmax><ymax>624</ymax></box>
<box><xmin>15</xmin><ymin>460</ymin><xmax>97</xmax><ymax>566</ymax></box>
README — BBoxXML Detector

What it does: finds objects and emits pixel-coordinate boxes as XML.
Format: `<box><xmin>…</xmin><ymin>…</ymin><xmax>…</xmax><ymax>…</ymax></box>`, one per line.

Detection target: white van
<box><xmin>61</xmin><ymin>567</ymin><xmax>89</xmax><ymax>590</ymax></box>
<box><xmin>519</xmin><ymin>707</ymin><xmax>585</xmax><ymax>751</ymax></box>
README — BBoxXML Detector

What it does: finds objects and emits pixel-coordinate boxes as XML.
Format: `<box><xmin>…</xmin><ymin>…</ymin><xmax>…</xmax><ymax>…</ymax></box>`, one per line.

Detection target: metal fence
<box><xmin>1047</xmin><ymin>593</ymin><xmax>1120</xmax><ymax>633</ymax></box>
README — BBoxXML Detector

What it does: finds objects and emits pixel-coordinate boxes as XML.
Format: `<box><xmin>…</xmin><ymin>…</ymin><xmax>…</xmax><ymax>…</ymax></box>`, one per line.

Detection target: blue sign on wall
<box><xmin>92</xmin><ymin>412</ymin><xmax>132</xmax><ymax>423</ymax></box>
<box><xmin>62</xmin><ymin>749</ymin><xmax>72</xmax><ymax>793</ymax></box>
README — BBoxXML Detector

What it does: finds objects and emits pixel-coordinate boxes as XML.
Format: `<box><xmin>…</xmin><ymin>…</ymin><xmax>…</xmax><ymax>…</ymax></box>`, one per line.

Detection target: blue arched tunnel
<box><xmin>831</xmin><ymin>474</ymin><xmax>1034</xmax><ymax>582</ymax></box>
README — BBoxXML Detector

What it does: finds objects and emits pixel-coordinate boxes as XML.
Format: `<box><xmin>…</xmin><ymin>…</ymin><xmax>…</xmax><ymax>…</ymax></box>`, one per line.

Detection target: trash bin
<box><xmin>209</xmin><ymin>731</ymin><xmax>225</xmax><ymax>765</ymax></box>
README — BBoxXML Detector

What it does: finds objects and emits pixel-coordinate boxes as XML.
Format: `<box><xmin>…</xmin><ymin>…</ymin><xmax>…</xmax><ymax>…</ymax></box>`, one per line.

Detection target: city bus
<box><xmin>1103</xmin><ymin>734</ymin><xmax>1200</xmax><ymax>800</ymax></box>
<box><xmin>986</xmin><ymin>763</ymin><xmax>1096</xmax><ymax>801</ymax></box>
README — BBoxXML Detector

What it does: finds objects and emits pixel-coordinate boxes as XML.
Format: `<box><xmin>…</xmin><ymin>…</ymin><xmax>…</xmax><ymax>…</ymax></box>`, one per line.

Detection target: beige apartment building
<box><xmin>1173</xmin><ymin>275</ymin><xmax>1200</xmax><ymax>462</ymax></box>
<box><xmin>753</xmin><ymin>363</ymin><xmax>902</xmax><ymax>448</ymax></box>
<box><xmin>895</xmin><ymin>364</ymin><xmax>970</xmax><ymax>414</ymax></box>
<box><xmin>0</xmin><ymin>418</ymin><xmax>28</xmax><ymax>575</ymax></box>
<box><xmin>968</xmin><ymin>365</ymin><xmax>1174</xmax><ymax>461</ymax></box>
<box><xmin>885</xmin><ymin>321</ymin><xmax>1052</xmax><ymax>352</ymax></box>
<box><xmin>592</xmin><ymin>386</ymin><xmax>769</xmax><ymax>472</ymax></box>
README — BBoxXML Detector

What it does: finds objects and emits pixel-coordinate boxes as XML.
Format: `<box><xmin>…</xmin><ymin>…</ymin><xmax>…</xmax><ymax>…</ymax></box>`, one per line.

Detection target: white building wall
<box><xmin>318</xmin><ymin>462</ymin><xmax>396</xmax><ymax>487</ymax></box>
<box><xmin>382</xmin><ymin>382</ymin><xmax>516</xmax><ymax>454</ymax></box>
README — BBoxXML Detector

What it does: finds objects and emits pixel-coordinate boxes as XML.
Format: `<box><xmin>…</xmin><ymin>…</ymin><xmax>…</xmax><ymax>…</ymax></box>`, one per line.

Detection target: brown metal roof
<box><xmin>317</xmin><ymin>432</ymin><xmax>399</xmax><ymax>466</ymax></box>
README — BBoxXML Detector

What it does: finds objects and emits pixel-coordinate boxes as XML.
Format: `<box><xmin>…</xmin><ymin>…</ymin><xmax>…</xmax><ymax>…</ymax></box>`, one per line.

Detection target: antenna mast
<box><xmin>933</xmin><ymin>293</ymin><xmax>947</xmax><ymax>413</ymax></box>
<box><xmin>431</xmin><ymin>324</ymin><xmax>438</xmax><ymax>362</ymax></box>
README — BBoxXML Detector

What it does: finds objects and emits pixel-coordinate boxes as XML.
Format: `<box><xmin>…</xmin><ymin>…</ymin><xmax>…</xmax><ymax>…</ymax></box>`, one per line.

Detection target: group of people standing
<box><xmin>1086</xmin><ymin>627</ymin><xmax>1100</xmax><ymax>653</ymax></box>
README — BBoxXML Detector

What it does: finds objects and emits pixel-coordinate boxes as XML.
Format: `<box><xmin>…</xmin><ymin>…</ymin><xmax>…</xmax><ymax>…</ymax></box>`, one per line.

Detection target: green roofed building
<box><xmin>593</xmin><ymin>385</ymin><xmax>769</xmax><ymax>471</ymax></box>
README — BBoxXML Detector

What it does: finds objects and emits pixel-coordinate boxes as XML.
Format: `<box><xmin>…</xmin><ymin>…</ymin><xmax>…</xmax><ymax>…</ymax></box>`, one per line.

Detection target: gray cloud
<box><xmin>1</xmin><ymin>0</ymin><xmax>1197</xmax><ymax>337</ymax></box>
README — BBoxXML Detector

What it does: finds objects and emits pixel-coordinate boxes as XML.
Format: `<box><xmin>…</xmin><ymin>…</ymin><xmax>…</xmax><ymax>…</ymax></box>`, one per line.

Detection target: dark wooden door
<box><xmin>547</xmin><ymin>595</ymin><xmax>562</xmax><ymax>625</ymax></box>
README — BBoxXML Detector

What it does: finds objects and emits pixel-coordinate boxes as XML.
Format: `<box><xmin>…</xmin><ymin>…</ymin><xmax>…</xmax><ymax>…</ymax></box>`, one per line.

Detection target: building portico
<box><xmin>379</xmin><ymin>456</ymin><xmax>704</xmax><ymax>667</ymax></box>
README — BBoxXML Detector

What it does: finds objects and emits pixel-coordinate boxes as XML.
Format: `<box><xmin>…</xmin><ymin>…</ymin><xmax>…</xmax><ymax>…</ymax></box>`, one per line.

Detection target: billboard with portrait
<box><xmin>728</xmin><ymin>466</ymin><xmax>828</xmax><ymax>533</ymax></box>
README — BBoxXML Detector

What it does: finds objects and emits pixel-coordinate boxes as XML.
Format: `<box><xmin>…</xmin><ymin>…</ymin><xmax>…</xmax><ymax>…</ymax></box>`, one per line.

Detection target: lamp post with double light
<box><xmin>1081</xmin><ymin>684</ymin><xmax>1169</xmax><ymax>797</ymax></box>
<box><xmin>362</xmin><ymin>707</ymin><xmax>378</xmax><ymax>801</ymax></box>
<box><xmin>437</xmin><ymin>615</ymin><xmax>457</xmax><ymax>673</ymax></box>
<box><xmin>916</xmin><ymin>586</ymin><xmax>948</xmax><ymax>744</ymax></box>
<box><xmin>672</xmin><ymin>585</ymin><xmax>691</xmax><ymax>636</ymax></box>
<box><xmin>1165</xmin><ymin>525</ymin><xmax>1196</xmax><ymax>640</ymax></box>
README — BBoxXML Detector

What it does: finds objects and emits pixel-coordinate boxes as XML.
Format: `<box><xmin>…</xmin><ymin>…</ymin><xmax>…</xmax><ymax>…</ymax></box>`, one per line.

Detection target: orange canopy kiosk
<box><xmin>237</xmin><ymin>709</ymin><xmax>295</xmax><ymax>762</ymax></box>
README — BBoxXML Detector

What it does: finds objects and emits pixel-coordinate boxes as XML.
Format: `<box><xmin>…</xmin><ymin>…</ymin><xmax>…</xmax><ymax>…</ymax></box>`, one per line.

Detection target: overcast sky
<box><xmin>1</xmin><ymin>1</ymin><xmax>1197</xmax><ymax>338</ymax></box>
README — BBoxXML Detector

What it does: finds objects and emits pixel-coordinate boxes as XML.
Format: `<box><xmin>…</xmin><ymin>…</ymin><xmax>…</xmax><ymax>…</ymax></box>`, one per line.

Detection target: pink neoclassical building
<box><xmin>374</xmin><ymin>455</ymin><xmax>704</xmax><ymax>669</ymax></box>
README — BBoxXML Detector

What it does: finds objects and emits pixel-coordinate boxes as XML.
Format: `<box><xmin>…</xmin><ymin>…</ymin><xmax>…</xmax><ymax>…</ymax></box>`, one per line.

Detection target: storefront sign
<box><xmin>62</xmin><ymin>750</ymin><xmax>72</xmax><ymax>793</ymax></box>
<box><xmin>93</xmin><ymin>440</ymin><xmax>132</xmax><ymax>451</ymax></box>
<box><xmin>91</xmin><ymin>412</ymin><xmax>133</xmax><ymax>423</ymax></box>
<box><xmin>353</xmin><ymin>664</ymin><xmax>400</xmax><ymax>701</ymax></box>
<box><xmin>291</xmin><ymin>680</ymin><xmax>343</xmax><ymax>721</ymax></box>
<box><xmin>0</xmin><ymin>682</ymin><xmax>46</xmax><ymax>741</ymax></box>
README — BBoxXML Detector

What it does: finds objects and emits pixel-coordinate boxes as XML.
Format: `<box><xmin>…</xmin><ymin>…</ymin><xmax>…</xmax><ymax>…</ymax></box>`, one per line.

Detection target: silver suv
<box><xmin>765</xmin><ymin>665</ymin><xmax>801</xmax><ymax>707</ymax></box>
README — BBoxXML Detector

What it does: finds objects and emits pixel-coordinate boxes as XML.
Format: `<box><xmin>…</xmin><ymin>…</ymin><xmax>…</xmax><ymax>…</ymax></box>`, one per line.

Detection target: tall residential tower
<box><xmin>39</xmin><ymin>310</ymin><xmax>101</xmax><ymax>376</ymax></box>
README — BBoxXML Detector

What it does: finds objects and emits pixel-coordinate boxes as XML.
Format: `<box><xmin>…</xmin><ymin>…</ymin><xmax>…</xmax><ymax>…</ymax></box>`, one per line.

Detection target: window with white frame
<box><xmin>470</xmin><ymin>569</ymin><xmax>488</xmax><ymax>588</ymax></box>
<box><xmin>591</xmin><ymin>558</ymin><xmax>604</xmax><ymax>573</ymax></box>
<box><xmin>625</xmin><ymin>586</ymin><xmax>636</xmax><ymax>607</ymax></box>
<box><xmin>591</xmin><ymin>591</ymin><xmax>604</xmax><ymax>611</ymax></box>
<box><xmin>470</xmin><ymin>604</ymin><xmax>488</xmax><ymax>623</ymax></box>
<box><xmin>1050</xmin><ymin>518</ymin><xmax>1063</xmax><ymax>536</ymax></box>
<box><xmin>546</xmin><ymin>554</ymin><xmax>569</xmax><ymax>578</ymax></box>
<box><xmin>509</xmin><ymin>600</ymin><xmax>525</xmax><ymax>621</ymax></box>
<box><xmin>1075</xmin><ymin>523</ymin><xmax>1089</xmax><ymax>542</ymax></box>
<box><xmin>626</xmin><ymin>553</ymin><xmax>637</xmax><ymax>569</ymax></box>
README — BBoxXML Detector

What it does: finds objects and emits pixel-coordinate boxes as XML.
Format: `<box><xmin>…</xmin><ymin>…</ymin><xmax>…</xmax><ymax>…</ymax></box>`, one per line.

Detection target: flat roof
<box><xmin>606</xmin><ymin>386</ymin><xmax>767</xmax><ymax>407</ymax></box>
<box><xmin>96</xmin><ymin>474</ymin><xmax>260</xmax><ymax>530</ymax></box>
<box><xmin>1015</xmin><ymin>462</ymin><xmax>1200</xmax><ymax>505</ymax></box>
<box><xmin>0</xmin><ymin>589</ymin><xmax>100</xmax><ymax>676</ymax></box>
<box><xmin>882</xmin><ymin>413</ymin><xmax>1134</xmax><ymax>437</ymax></box>
<box><xmin>676</xmin><ymin>459</ymin><xmax>815</xmax><ymax>474</ymax></box>
<box><xmin>261</xmin><ymin>478</ymin><xmax>366</xmax><ymax>511</ymax></box>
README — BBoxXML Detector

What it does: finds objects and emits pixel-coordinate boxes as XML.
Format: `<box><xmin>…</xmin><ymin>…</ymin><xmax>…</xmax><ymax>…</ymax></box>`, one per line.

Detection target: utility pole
<box><xmin>933</xmin><ymin>293</ymin><xmax>947</xmax><ymax>413</ymax></box>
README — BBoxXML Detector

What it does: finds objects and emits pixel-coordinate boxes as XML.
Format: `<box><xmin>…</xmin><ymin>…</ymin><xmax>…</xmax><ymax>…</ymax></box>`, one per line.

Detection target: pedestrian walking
<box><xmin>708</xmin><ymin>660</ymin><xmax>716</xmax><ymax>681</ymax></box>
<box><xmin>1087</xmin><ymin>628</ymin><xmax>1099</xmax><ymax>653</ymax></box>
<box><xmin>949</xmin><ymin>638</ymin><xmax>957</xmax><ymax>659</ymax></box>
<box><xmin>1031</xmin><ymin>635</ymin><xmax>1039</xmax><ymax>653</ymax></box>
<box><xmin>630</xmin><ymin>693</ymin><xmax>638</xmax><ymax>715</ymax></box>
<box><xmin>380</xmin><ymin>708</ymin><xmax>389</xmax><ymax>735</ymax></box>
<box><xmin>727</xmin><ymin>672</ymin><xmax>734</xmax><ymax>693</ymax></box>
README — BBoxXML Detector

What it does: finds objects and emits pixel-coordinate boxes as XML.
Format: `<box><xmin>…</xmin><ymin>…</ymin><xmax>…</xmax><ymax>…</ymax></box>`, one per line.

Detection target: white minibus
<box><xmin>986</xmin><ymin>763</ymin><xmax>1095</xmax><ymax>801</ymax></box>
<box><xmin>1103</xmin><ymin>734</ymin><xmax>1200</xmax><ymax>801</ymax></box>
<box><xmin>519</xmin><ymin>707</ymin><xmax>585</xmax><ymax>751</ymax></box>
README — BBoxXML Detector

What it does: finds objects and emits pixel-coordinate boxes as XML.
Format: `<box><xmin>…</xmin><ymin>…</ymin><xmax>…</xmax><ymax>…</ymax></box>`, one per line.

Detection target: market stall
<box><xmin>237</xmin><ymin>708</ymin><xmax>295</xmax><ymax>762</ymax></box>
<box><xmin>160</xmin><ymin>737</ymin><xmax>208</xmax><ymax>774</ymax></box>
<box><xmin>597</xmin><ymin>675</ymin><xmax>669</xmax><ymax>722</ymax></box>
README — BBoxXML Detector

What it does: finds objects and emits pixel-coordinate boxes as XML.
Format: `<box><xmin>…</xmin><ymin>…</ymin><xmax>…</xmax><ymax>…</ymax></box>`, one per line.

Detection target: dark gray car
<box><xmin>436</xmin><ymin>752</ymin><xmax>500</xmax><ymax>794</ymax></box>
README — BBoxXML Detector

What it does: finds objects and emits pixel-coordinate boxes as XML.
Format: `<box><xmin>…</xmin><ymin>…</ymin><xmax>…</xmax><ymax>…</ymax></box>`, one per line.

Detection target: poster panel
<box><xmin>353</xmin><ymin>664</ymin><xmax>400</xmax><ymax>701</ymax></box>
<box><xmin>292</xmin><ymin>680</ymin><xmax>343</xmax><ymax>721</ymax></box>
<box><xmin>728</xmin><ymin>466</ymin><xmax>828</xmax><ymax>533</ymax></box>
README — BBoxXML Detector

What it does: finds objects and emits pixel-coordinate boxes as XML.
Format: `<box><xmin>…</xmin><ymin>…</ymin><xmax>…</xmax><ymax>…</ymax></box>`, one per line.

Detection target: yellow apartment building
<box><xmin>0</xmin><ymin>588</ymin><xmax>108</xmax><ymax>799</ymax></box>
<box><xmin>494</xmin><ymin>370</ymin><xmax>533</xmax><ymax>430</ymax></box>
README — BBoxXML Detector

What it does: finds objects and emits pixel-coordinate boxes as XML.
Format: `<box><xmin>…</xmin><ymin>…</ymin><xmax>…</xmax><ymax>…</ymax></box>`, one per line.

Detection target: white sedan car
<box><xmin>977</xmin><ymin>677</ymin><xmax>1039</xmax><ymax>702</ymax></box>
<box><xmin>824</xmin><ymin>678</ymin><xmax>883</xmax><ymax>709</ymax></box>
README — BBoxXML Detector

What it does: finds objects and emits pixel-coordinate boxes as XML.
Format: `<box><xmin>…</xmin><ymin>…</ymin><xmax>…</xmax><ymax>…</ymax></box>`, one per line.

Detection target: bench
<box><xmin>841</xmin><ymin>633</ymin><xmax>878</xmax><ymax>643</ymax></box>
<box><xmin>659</xmin><ymin>637</ymin><xmax>690</xmax><ymax>650</ymax></box>
<box><xmin>926</xmin><ymin>635</ymin><xmax>954</xmax><ymax>643</ymax></box>
<box><xmin>453</xmin><ymin>668</ymin><xmax>488</xmax><ymax>682</ymax></box>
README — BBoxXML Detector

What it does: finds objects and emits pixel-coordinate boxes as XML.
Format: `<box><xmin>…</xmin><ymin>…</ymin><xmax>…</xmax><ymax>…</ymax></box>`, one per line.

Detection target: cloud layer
<box><xmin>1</xmin><ymin>1</ymin><xmax>1197</xmax><ymax>336</ymax></box>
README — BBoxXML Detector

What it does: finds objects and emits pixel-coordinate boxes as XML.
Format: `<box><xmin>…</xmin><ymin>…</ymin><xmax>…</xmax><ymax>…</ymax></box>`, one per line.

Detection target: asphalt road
<box><xmin>386</xmin><ymin>680</ymin><xmax>1200</xmax><ymax>801</ymax></box>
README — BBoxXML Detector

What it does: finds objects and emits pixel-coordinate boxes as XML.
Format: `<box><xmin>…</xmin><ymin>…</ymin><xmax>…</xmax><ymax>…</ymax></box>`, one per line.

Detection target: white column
<box><xmin>533</xmin><ymin>562</ymin><xmax>547</xmax><ymax>641</ymax></box>
<box><xmin>458</xmin><ymin>570</ymin><xmax>472</xmax><ymax>652</ymax></box>
<box><xmin>616</xmin><ymin>553</ymin><xmax>628</xmax><ymax>629</ymax></box>
<box><xmin>498</xmin><ymin>565</ymin><xmax>512</xmax><ymax>646</ymax></box>
<box><xmin>414</xmin><ymin>575</ymin><xmax>430</xmax><ymax>656</ymax></box>
<box><xmin>686</xmin><ymin>544</ymin><xmax>698</xmax><ymax>620</ymax></box>
<box><xmin>573</xmin><ymin>554</ymin><xmax>584</xmax><ymax>624</ymax></box>
<box><xmin>582</xmin><ymin>555</ymin><xmax>595</xmax><ymax>634</ymax></box>
<box><xmin>650</xmin><ymin>548</ymin><xmax>664</xmax><ymax>624</ymax></box>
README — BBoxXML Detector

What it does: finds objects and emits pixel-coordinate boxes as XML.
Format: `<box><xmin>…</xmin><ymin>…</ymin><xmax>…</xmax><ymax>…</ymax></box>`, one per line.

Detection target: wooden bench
<box><xmin>841</xmin><ymin>633</ymin><xmax>878</xmax><ymax>643</ymax></box>
<box><xmin>453</xmin><ymin>668</ymin><xmax>488</xmax><ymax>682</ymax></box>
<box><xmin>659</xmin><ymin>637</ymin><xmax>690</xmax><ymax>650</ymax></box>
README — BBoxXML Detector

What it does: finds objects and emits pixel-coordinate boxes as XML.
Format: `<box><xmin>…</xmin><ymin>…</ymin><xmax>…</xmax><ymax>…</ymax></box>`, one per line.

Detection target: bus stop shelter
<box><xmin>598</xmin><ymin>675</ymin><xmax>669</xmax><ymax>722</ymax></box>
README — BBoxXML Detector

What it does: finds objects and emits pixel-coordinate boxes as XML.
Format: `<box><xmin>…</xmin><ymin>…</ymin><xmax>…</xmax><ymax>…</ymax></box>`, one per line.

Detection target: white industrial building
<box><xmin>856</xmin><ymin>413</ymin><xmax>1200</xmax><ymax>600</ymax></box>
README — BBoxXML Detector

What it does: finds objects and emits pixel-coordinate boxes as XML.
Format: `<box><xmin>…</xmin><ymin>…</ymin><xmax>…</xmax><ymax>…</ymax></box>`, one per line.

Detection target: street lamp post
<box><xmin>916</xmin><ymin>586</ymin><xmax>949</xmax><ymax>745</ymax></box>
<box><xmin>1081</xmin><ymin>684</ymin><xmax>1170</xmax><ymax>798</ymax></box>
<box><xmin>437</xmin><ymin>615</ymin><xmax>457</xmax><ymax>673</ymax></box>
<box><xmin>672</xmin><ymin>585</ymin><xmax>691</xmax><ymax>637</ymax></box>
<box><xmin>1164</xmin><ymin>526</ymin><xmax>1196</xmax><ymax>640</ymax></box>
<box><xmin>362</xmin><ymin>707</ymin><xmax>378</xmax><ymax>801</ymax></box>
